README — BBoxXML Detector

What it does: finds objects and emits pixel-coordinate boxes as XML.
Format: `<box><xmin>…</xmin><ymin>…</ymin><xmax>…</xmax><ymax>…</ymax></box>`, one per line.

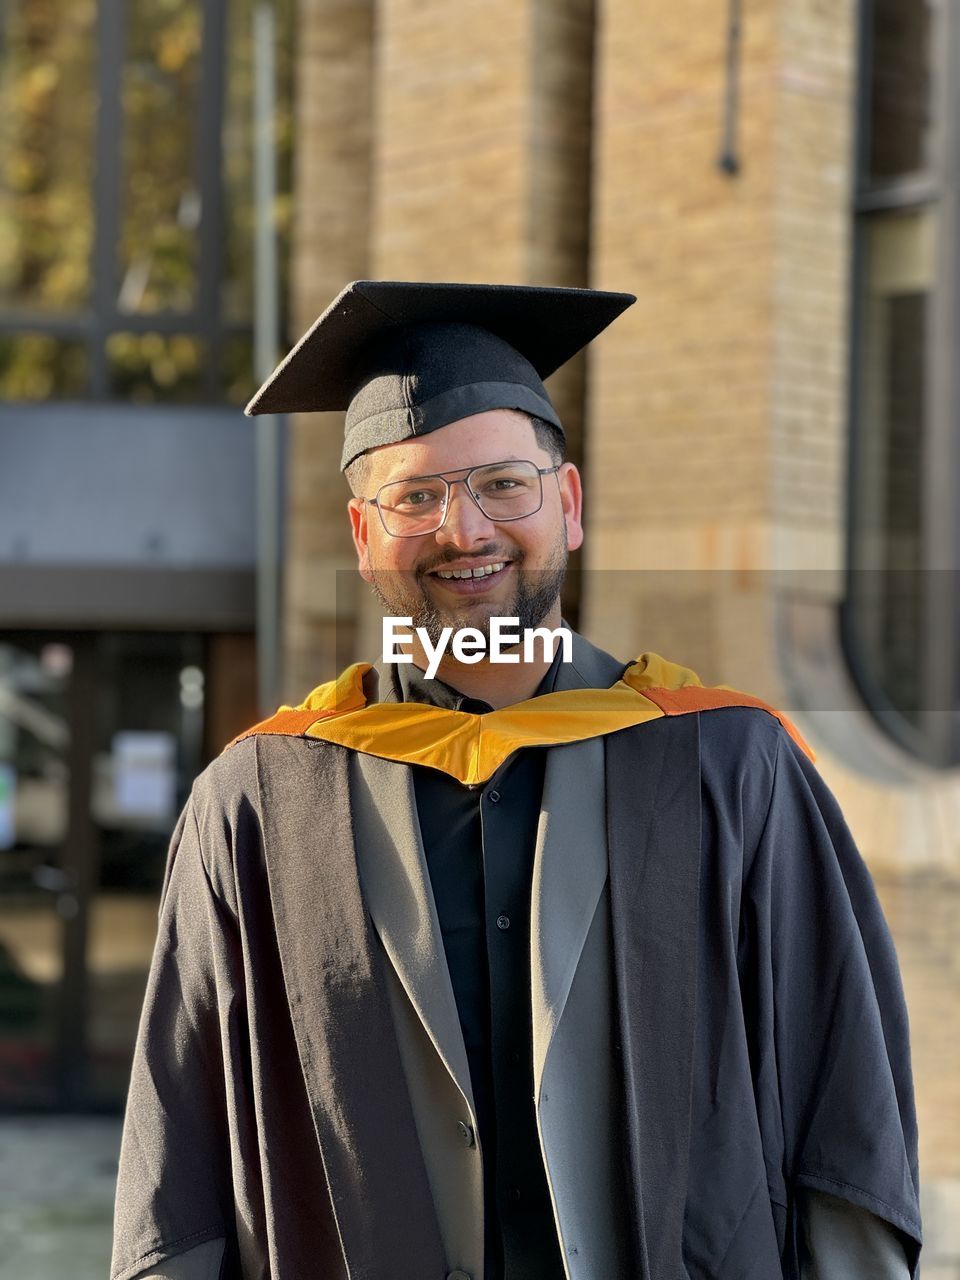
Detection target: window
<box><xmin>0</xmin><ymin>0</ymin><xmax>294</xmax><ymax>405</ymax></box>
<box><xmin>844</xmin><ymin>0</ymin><xmax>960</xmax><ymax>766</ymax></box>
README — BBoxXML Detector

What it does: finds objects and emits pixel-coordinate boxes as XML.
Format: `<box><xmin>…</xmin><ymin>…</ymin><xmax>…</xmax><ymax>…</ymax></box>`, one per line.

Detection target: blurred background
<box><xmin>0</xmin><ymin>0</ymin><xmax>958</xmax><ymax>1275</ymax></box>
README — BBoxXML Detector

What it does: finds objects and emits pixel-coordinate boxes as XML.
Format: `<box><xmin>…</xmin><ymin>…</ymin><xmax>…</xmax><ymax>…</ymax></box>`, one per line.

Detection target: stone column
<box><xmin>283</xmin><ymin>0</ymin><xmax>374</xmax><ymax>701</ymax></box>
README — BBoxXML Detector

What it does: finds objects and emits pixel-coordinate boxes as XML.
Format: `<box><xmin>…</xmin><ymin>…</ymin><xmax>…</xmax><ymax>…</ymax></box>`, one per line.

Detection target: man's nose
<box><xmin>434</xmin><ymin>480</ymin><xmax>497</xmax><ymax>548</ymax></box>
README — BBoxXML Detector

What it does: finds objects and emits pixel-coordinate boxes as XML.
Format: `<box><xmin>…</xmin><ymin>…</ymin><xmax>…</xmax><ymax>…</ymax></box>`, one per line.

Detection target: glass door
<box><xmin>0</xmin><ymin>636</ymin><xmax>81</xmax><ymax>1107</ymax></box>
<box><xmin>0</xmin><ymin>628</ymin><xmax>255</xmax><ymax>1110</ymax></box>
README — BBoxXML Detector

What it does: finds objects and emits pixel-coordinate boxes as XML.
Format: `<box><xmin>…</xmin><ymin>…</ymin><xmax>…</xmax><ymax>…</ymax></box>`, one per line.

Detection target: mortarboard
<box><xmin>244</xmin><ymin>280</ymin><xmax>636</xmax><ymax>470</ymax></box>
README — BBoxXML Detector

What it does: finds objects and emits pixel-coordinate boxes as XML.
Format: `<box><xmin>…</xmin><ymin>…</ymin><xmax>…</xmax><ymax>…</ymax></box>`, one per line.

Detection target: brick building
<box><xmin>282</xmin><ymin>0</ymin><xmax>959</xmax><ymax>1270</ymax></box>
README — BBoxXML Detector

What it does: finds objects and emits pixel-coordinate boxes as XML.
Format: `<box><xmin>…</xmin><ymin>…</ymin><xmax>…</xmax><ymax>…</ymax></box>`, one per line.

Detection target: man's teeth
<box><xmin>437</xmin><ymin>561</ymin><xmax>506</xmax><ymax>580</ymax></box>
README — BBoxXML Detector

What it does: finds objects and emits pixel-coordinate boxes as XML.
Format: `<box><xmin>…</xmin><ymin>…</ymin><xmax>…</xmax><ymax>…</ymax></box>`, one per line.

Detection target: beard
<box><xmin>367</xmin><ymin>522</ymin><xmax>569</xmax><ymax>651</ymax></box>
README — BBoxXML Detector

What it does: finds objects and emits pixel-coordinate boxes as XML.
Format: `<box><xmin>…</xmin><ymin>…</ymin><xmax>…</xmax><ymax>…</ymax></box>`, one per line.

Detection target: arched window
<box><xmin>844</xmin><ymin>0</ymin><xmax>960</xmax><ymax>766</ymax></box>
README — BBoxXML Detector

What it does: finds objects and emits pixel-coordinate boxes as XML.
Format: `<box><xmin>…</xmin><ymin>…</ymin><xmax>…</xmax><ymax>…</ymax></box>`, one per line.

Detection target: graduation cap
<box><xmin>244</xmin><ymin>280</ymin><xmax>636</xmax><ymax>470</ymax></box>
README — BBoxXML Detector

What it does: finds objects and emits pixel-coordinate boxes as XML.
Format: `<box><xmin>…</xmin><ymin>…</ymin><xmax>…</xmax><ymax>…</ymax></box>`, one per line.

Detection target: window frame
<box><xmin>842</xmin><ymin>0</ymin><xmax>960</xmax><ymax>767</ymax></box>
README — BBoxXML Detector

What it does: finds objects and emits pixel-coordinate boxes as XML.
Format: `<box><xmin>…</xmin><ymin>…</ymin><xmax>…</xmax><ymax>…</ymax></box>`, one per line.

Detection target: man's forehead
<box><xmin>364</xmin><ymin>410</ymin><xmax>540</xmax><ymax>483</ymax></box>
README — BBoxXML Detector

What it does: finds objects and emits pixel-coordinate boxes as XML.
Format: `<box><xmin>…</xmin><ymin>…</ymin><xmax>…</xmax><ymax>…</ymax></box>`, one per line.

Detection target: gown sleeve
<box><xmin>800</xmin><ymin>1188</ymin><xmax>911</xmax><ymax>1279</ymax></box>
<box><xmin>110</xmin><ymin>792</ymin><xmax>237</xmax><ymax>1280</ymax></box>
<box><xmin>129</xmin><ymin>1240</ymin><xmax>226</xmax><ymax>1280</ymax></box>
<box><xmin>740</xmin><ymin>727</ymin><xmax>923</xmax><ymax>1278</ymax></box>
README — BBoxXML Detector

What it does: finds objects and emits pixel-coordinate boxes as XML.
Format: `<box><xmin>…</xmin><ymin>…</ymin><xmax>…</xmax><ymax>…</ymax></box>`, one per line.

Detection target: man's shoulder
<box><xmin>191</xmin><ymin>733</ymin><xmax>257</xmax><ymax>799</ymax></box>
<box><xmin>696</xmin><ymin>700</ymin><xmax>785</xmax><ymax>759</ymax></box>
<box><xmin>620</xmin><ymin>650</ymin><xmax>813</xmax><ymax>767</ymax></box>
<box><xmin>195</xmin><ymin>730</ymin><xmax>344</xmax><ymax>811</ymax></box>
<box><xmin>609</xmin><ymin>704</ymin><xmax>799</xmax><ymax>866</ymax></box>
<box><xmin>613</xmin><ymin>694</ymin><xmax>786</xmax><ymax>780</ymax></box>
<box><xmin>697</xmin><ymin>705</ymin><xmax>814</xmax><ymax>851</ymax></box>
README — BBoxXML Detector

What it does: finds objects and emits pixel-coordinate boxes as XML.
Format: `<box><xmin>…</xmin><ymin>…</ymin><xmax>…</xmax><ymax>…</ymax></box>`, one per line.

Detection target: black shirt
<box><xmin>391</xmin><ymin>657</ymin><xmax>568</xmax><ymax>1280</ymax></box>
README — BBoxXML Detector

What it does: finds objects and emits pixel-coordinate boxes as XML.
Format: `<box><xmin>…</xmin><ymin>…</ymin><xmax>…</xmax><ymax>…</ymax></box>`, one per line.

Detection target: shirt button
<box><xmin>496</xmin><ymin>914</ymin><xmax>511</xmax><ymax>931</ymax></box>
<box><xmin>510</xmin><ymin>1186</ymin><xmax>522</xmax><ymax>1202</ymax></box>
<box><xmin>447</xmin><ymin>1272</ymin><xmax>472</xmax><ymax>1280</ymax></box>
<box><xmin>488</xmin><ymin>789</ymin><xmax>501</xmax><ymax>803</ymax></box>
<box><xmin>457</xmin><ymin>1120</ymin><xmax>476</xmax><ymax>1148</ymax></box>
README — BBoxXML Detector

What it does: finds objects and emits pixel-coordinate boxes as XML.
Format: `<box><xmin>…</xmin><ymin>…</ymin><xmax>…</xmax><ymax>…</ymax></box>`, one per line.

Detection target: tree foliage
<box><xmin>0</xmin><ymin>0</ymin><xmax>294</xmax><ymax>403</ymax></box>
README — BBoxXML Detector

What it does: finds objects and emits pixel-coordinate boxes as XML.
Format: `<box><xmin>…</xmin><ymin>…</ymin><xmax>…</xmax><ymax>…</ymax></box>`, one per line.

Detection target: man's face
<box><xmin>347</xmin><ymin>410</ymin><xmax>584</xmax><ymax>645</ymax></box>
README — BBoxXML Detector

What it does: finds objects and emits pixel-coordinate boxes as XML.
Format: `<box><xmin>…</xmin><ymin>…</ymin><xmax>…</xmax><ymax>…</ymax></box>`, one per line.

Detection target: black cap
<box><xmin>244</xmin><ymin>280</ymin><xmax>636</xmax><ymax>470</ymax></box>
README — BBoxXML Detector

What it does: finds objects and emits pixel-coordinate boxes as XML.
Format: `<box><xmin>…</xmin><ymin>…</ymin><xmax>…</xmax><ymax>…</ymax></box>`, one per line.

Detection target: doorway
<box><xmin>0</xmin><ymin>629</ymin><xmax>256</xmax><ymax>1110</ymax></box>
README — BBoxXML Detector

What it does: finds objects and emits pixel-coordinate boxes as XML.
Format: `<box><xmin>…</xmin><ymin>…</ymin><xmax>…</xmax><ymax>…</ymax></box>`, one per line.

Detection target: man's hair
<box><xmin>528</xmin><ymin>415</ymin><xmax>565</xmax><ymax>466</ymax></box>
<box><xmin>344</xmin><ymin>413</ymin><xmax>565</xmax><ymax>497</ymax></box>
<box><xmin>344</xmin><ymin>452</ymin><xmax>372</xmax><ymax>499</ymax></box>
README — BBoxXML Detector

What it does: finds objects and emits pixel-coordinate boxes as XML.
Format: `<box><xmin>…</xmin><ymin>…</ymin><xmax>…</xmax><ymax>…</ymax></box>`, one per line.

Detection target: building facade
<box><xmin>286</xmin><ymin>0</ymin><xmax>960</xmax><ymax>1270</ymax></box>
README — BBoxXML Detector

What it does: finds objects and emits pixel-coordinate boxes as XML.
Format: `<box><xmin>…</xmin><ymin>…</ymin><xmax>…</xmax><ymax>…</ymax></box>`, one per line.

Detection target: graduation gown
<box><xmin>111</xmin><ymin>636</ymin><xmax>922</xmax><ymax>1280</ymax></box>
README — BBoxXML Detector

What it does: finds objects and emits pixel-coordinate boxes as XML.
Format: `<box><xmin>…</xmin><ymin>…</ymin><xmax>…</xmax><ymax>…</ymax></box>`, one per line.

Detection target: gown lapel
<box><xmin>255</xmin><ymin>734</ymin><xmax>446</xmax><ymax>1278</ymax></box>
<box><xmin>349</xmin><ymin>747</ymin><xmax>477</xmax><ymax>1116</ymax></box>
<box><xmin>529</xmin><ymin>734</ymin><xmax>608</xmax><ymax>1099</ymax></box>
<box><xmin>531</xmin><ymin>632</ymin><xmax>625</xmax><ymax>1097</ymax></box>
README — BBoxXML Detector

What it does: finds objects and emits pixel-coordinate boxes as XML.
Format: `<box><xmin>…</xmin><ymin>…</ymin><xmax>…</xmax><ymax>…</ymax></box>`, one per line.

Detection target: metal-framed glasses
<box><xmin>366</xmin><ymin>459</ymin><xmax>561</xmax><ymax>537</ymax></box>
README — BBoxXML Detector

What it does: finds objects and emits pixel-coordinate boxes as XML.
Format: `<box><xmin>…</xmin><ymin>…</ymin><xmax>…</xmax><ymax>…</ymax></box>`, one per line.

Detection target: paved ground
<box><xmin>0</xmin><ymin>1116</ymin><xmax>121</xmax><ymax>1280</ymax></box>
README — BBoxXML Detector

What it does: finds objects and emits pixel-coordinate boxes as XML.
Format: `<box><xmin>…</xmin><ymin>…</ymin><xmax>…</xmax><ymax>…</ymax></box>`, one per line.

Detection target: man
<box><xmin>112</xmin><ymin>281</ymin><xmax>922</xmax><ymax>1280</ymax></box>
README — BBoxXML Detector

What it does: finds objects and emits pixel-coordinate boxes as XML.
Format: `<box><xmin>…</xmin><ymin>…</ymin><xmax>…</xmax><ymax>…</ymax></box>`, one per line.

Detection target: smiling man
<box><xmin>111</xmin><ymin>282</ymin><xmax>922</xmax><ymax>1280</ymax></box>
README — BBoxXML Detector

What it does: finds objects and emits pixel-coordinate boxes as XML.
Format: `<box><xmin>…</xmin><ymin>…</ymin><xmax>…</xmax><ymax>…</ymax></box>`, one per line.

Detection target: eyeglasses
<box><xmin>366</xmin><ymin>458</ymin><xmax>561</xmax><ymax>538</ymax></box>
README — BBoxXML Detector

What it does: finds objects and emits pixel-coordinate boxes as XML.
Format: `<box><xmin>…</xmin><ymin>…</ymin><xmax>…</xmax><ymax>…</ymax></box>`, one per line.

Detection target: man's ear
<box><xmin>557</xmin><ymin>462</ymin><xmax>584</xmax><ymax>552</ymax></box>
<box><xmin>348</xmin><ymin>498</ymin><xmax>374</xmax><ymax>583</ymax></box>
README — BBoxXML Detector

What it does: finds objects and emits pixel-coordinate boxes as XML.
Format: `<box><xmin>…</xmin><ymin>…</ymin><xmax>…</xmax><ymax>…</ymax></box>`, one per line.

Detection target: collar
<box><xmin>392</xmin><ymin>640</ymin><xmax>568</xmax><ymax>714</ymax></box>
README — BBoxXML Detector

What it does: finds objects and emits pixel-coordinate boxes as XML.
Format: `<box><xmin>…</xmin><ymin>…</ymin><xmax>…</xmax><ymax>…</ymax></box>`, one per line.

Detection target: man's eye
<box><xmin>480</xmin><ymin>477</ymin><xmax>527</xmax><ymax>496</ymax></box>
<box><xmin>399</xmin><ymin>489</ymin><xmax>438</xmax><ymax>507</ymax></box>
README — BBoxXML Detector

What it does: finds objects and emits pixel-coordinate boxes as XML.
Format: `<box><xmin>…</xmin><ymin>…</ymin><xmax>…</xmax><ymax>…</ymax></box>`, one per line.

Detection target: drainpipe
<box><xmin>253</xmin><ymin>1</ymin><xmax>283</xmax><ymax>715</ymax></box>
